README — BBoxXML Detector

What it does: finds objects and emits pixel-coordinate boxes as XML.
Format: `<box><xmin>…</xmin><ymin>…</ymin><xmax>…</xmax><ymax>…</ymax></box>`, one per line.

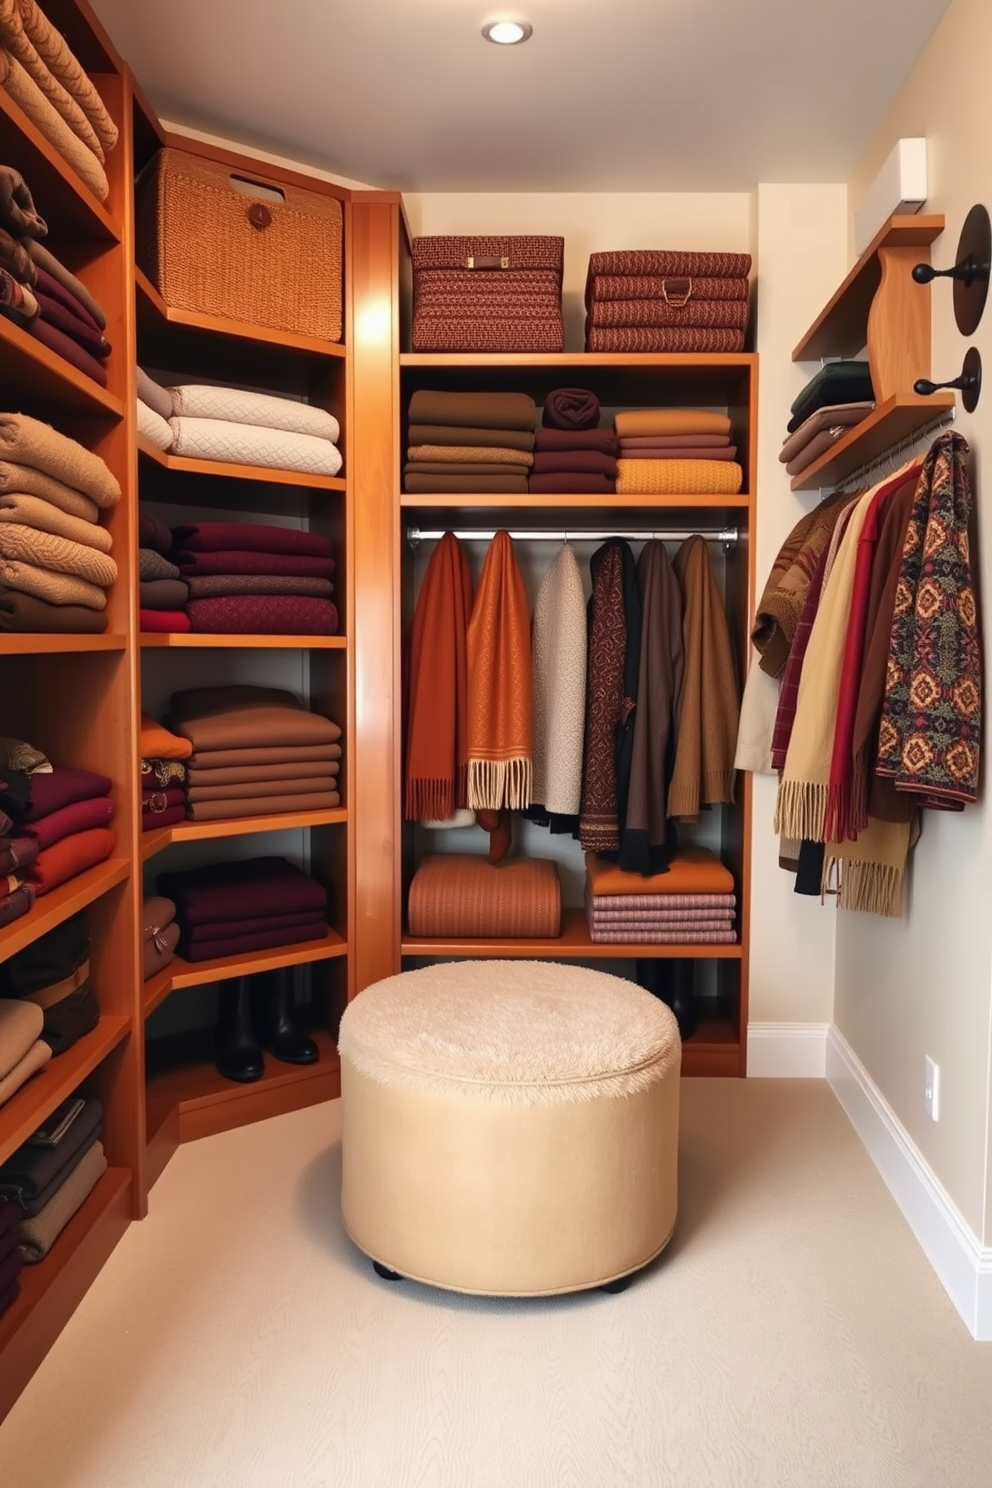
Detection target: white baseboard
<box><xmin>826</xmin><ymin>1025</ymin><xmax>992</xmax><ymax>1342</ymax></box>
<box><xmin>747</xmin><ymin>1022</ymin><xmax>828</xmax><ymax>1077</ymax></box>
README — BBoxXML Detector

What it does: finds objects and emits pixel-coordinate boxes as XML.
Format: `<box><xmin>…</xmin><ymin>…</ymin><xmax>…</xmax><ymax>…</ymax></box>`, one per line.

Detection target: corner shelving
<box><xmin>140</xmin><ymin>808</ymin><xmax>348</xmax><ymax>862</ymax></box>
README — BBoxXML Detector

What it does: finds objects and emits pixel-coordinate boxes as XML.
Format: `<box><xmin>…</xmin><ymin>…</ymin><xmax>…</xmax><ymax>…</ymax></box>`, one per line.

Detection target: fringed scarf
<box><xmin>580</xmin><ymin>539</ymin><xmax>640</xmax><ymax>853</ymax></box>
<box><xmin>405</xmin><ymin>532</ymin><xmax>473</xmax><ymax>822</ymax></box>
<box><xmin>466</xmin><ymin>530</ymin><xmax>533</xmax><ymax>810</ymax></box>
<box><xmin>876</xmin><ymin>434</ymin><xmax>980</xmax><ymax>810</ymax></box>
<box><xmin>668</xmin><ymin>535</ymin><xmax>739</xmax><ymax>822</ymax></box>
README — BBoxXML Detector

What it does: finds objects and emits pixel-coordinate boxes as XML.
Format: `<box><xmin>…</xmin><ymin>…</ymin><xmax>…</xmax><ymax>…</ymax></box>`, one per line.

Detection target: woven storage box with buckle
<box><xmin>412</xmin><ymin>235</ymin><xmax>565</xmax><ymax>352</ymax></box>
<box><xmin>584</xmin><ymin>248</ymin><xmax>752</xmax><ymax>353</ymax></box>
<box><xmin>136</xmin><ymin>149</ymin><xmax>343</xmax><ymax>342</ymax></box>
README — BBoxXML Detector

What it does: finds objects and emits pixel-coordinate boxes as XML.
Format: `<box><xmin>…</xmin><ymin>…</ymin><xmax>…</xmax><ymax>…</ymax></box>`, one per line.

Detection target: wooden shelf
<box><xmin>681</xmin><ymin>1019</ymin><xmax>741</xmax><ymax>1078</ymax></box>
<box><xmin>137</xmin><ymin>438</ymin><xmax>346</xmax><ymax>492</ymax></box>
<box><xmin>135</xmin><ymin>267</ymin><xmax>347</xmax><ymax>361</ymax></box>
<box><xmin>141</xmin><ymin>808</ymin><xmax>348</xmax><ymax>862</ymax></box>
<box><xmin>143</xmin><ymin>929</ymin><xmax>348</xmax><ymax>1018</ymax></box>
<box><xmin>402</xmin><ymin>908</ymin><xmax>741</xmax><ymax>961</ymax></box>
<box><xmin>0</xmin><ymin>859</ymin><xmax>129</xmax><ymax>963</ymax></box>
<box><xmin>793</xmin><ymin>215</ymin><xmax>945</xmax><ymax>362</ymax></box>
<box><xmin>145</xmin><ymin>1028</ymin><xmax>341</xmax><ymax>1148</ymax></box>
<box><xmin>0</xmin><ymin>1169</ymin><xmax>131</xmax><ymax>1420</ymax></box>
<box><xmin>0</xmin><ymin>1015</ymin><xmax>131</xmax><ymax>1167</ymax></box>
<box><xmin>789</xmin><ymin>392</ymin><xmax>955</xmax><ymax>490</ymax></box>
<box><xmin>0</xmin><ymin>634</ymin><xmax>126</xmax><ymax>654</ymax></box>
<box><xmin>0</xmin><ymin>314</ymin><xmax>124</xmax><ymax>420</ymax></box>
<box><xmin>0</xmin><ymin>86</ymin><xmax>120</xmax><ymax>243</ymax></box>
<box><xmin>401</xmin><ymin>352</ymin><xmax>756</xmax><ymax>370</ymax></box>
<box><xmin>400</xmin><ymin>492</ymin><xmax>750</xmax><ymax>511</ymax></box>
<box><xmin>399</xmin><ymin>351</ymin><xmax>756</xmax><ymax>408</ymax></box>
<box><xmin>140</xmin><ymin>632</ymin><xmax>346</xmax><ymax>649</ymax></box>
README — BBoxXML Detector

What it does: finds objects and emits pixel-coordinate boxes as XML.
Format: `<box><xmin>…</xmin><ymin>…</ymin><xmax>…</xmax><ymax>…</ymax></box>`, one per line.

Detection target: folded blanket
<box><xmin>23</xmin><ymin>767</ymin><xmax>110</xmax><ymax>822</ymax></box>
<box><xmin>27</xmin><ymin>317</ymin><xmax>108</xmax><ymax>385</ymax></box>
<box><xmin>25</xmin><ymin>241</ymin><xmax>105</xmax><ymax>329</ymax></box>
<box><xmin>588</xmin><ymin>273</ymin><xmax>750</xmax><ymax>302</ymax></box>
<box><xmin>17</xmin><ymin>0</ymin><xmax>118</xmax><ymax>154</ymax></box>
<box><xmin>615</xmin><ymin>410</ymin><xmax>731</xmax><ymax>439</ymax></box>
<box><xmin>189</xmin><ymin>742</ymin><xmax>340</xmax><ymax>770</ymax></box>
<box><xmin>542</xmin><ymin>388</ymin><xmax>599</xmax><ymax>431</ymax></box>
<box><xmin>588</xmin><ymin>299</ymin><xmax>750</xmax><ymax>330</ymax></box>
<box><xmin>140</xmin><ymin>608</ymin><xmax>189</xmax><ymax>632</ymax></box>
<box><xmin>0</xmin><ymin>523</ymin><xmax>116</xmax><ymax>586</ymax></box>
<box><xmin>140</xmin><ymin>578</ymin><xmax>188</xmax><ymax>610</ymax></box>
<box><xmin>183</xmin><ymin>908</ymin><xmax>326</xmax><ymax>945</ymax></box>
<box><xmin>527</xmin><ymin>473</ymin><xmax>615</xmax><ymax>495</ymax></box>
<box><xmin>408</xmin><ymin>390</ymin><xmax>536</xmax><ymax>432</ymax></box>
<box><xmin>618</xmin><ymin>443</ymin><xmax>738</xmax><ymax>461</ymax></box>
<box><xmin>26</xmin><ymin>826</ymin><xmax>115</xmax><ymax>895</ymax></box>
<box><xmin>788</xmin><ymin>363</ymin><xmax>875</xmax><ymax>434</ymax></box>
<box><xmin>187</xmin><ymin>774</ymin><xmax>338</xmax><ymax>803</ymax></box>
<box><xmin>185</xmin><ymin>574</ymin><xmax>333</xmax><ymax>599</ymax></box>
<box><xmin>589</xmin><ymin>925</ymin><xmax>736</xmax><ymax>944</ymax></box>
<box><xmin>184</xmin><ymin>790</ymin><xmax>339</xmax><ymax>822</ymax></box>
<box><xmin>180</xmin><ymin>921</ymin><xmax>329</xmax><ymax>962</ymax></box>
<box><xmin>0</xmin><ymin>493</ymin><xmax>109</xmax><ymax>551</ymax></box>
<box><xmin>169</xmin><ymin>385</ymin><xmax>340</xmax><ymax>442</ymax></box>
<box><xmin>185</xmin><ymin>592</ymin><xmax>337</xmax><ymax>633</ymax></box>
<box><xmin>0</xmin><ymin>51</ymin><xmax>108</xmax><ymax>201</ymax></box>
<box><xmin>0</xmin><ymin>1036</ymin><xmax>49</xmax><ymax>1106</ymax></box>
<box><xmin>187</xmin><ymin>759</ymin><xmax>338</xmax><ymax>787</ymax></box>
<box><xmin>0</xmin><ymin>161</ymin><xmax>44</xmax><ymax>237</ymax></box>
<box><xmin>173</xmin><ymin>549</ymin><xmax>335</xmax><ymax>579</ymax></box>
<box><xmin>588</xmin><ymin>327</ymin><xmax>744</xmax><ymax>353</ymax></box>
<box><xmin>170</xmin><ymin>521</ymin><xmax>332</xmax><ymax>558</ymax></box>
<box><xmin>140</xmin><ymin>713</ymin><xmax>193</xmax><ymax>761</ymax></box>
<box><xmin>406</xmin><ymin>462</ymin><xmax>533</xmax><ymax>478</ymax></box>
<box><xmin>404</xmin><ymin>473</ymin><xmax>528</xmax><ymax>495</ymax></box>
<box><xmin>533</xmin><ymin>428</ymin><xmax>616</xmax><ymax>454</ymax></box>
<box><xmin>586</xmin><ymin>847</ymin><xmax>734</xmax><ymax>897</ymax></box>
<box><xmin>158</xmin><ymin>856</ymin><xmax>327</xmax><ymax>925</ymax></box>
<box><xmin>23</xmin><ymin>795</ymin><xmax>113</xmax><ymax>851</ymax></box>
<box><xmin>779</xmin><ymin>403</ymin><xmax>874</xmax><ymax>465</ymax></box>
<box><xmin>137</xmin><ymin>399</ymin><xmax>173</xmax><ymax>451</ymax></box>
<box><xmin>167</xmin><ymin>418</ymin><xmax>343</xmax><ymax>477</ymax></box>
<box><xmin>168</xmin><ymin>694</ymin><xmax>341</xmax><ymax>753</ymax></box>
<box><xmin>406</xmin><ymin>444</ymin><xmax>533</xmax><ymax>468</ymax></box>
<box><xmin>408</xmin><ymin>424</ymin><xmax>535</xmax><ymax>452</ymax></box>
<box><xmin>20</xmin><ymin>1139</ymin><xmax>107</xmax><ymax>1263</ymax></box>
<box><xmin>0</xmin><ymin>460</ymin><xmax>98</xmax><ymax>521</ymax></box>
<box><xmin>0</xmin><ymin>415</ymin><xmax>119</xmax><ymax>507</ymax></box>
<box><xmin>531</xmin><ymin>450</ymin><xmax>617</xmax><ymax>478</ymax></box>
<box><xmin>616</xmin><ymin>460</ymin><xmax>743</xmax><ymax>496</ymax></box>
<box><xmin>138</xmin><ymin>510</ymin><xmax>171</xmax><ymax>555</ymax></box>
<box><xmin>0</xmin><ymin>224</ymin><xmax>34</xmax><ymax>284</ymax></box>
<box><xmin>620</xmin><ymin>433</ymin><xmax>731</xmax><ymax>449</ymax></box>
<box><xmin>137</xmin><ymin>368</ymin><xmax>173</xmax><ymax>420</ymax></box>
<box><xmin>0</xmin><ymin>558</ymin><xmax>105</xmax><ymax>608</ymax></box>
<box><xmin>0</xmin><ymin>583</ymin><xmax>106</xmax><ymax>632</ymax></box>
<box><xmin>139</xmin><ymin>548</ymin><xmax>179</xmax><ymax>582</ymax></box>
<box><xmin>407</xmin><ymin>855</ymin><xmax>561</xmax><ymax>939</ymax></box>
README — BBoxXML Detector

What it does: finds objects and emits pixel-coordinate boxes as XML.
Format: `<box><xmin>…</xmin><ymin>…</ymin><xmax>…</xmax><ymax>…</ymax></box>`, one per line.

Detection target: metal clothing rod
<box><xmin>406</xmin><ymin>526</ymin><xmax>740</xmax><ymax>548</ymax></box>
<box><xmin>835</xmin><ymin>407</ymin><xmax>956</xmax><ymax>493</ymax></box>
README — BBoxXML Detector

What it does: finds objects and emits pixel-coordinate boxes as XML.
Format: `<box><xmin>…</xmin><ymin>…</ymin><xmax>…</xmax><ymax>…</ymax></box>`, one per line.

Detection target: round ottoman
<box><xmin>338</xmin><ymin>960</ymin><xmax>680</xmax><ymax>1296</ymax></box>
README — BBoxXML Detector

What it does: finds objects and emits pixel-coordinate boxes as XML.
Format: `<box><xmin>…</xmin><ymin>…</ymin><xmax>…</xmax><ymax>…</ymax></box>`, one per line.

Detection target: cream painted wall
<box><xmin>749</xmin><ymin>184</ymin><xmax>849</xmax><ymax>1024</ymax></box>
<box><xmin>403</xmin><ymin>193</ymin><xmax>752</xmax><ymax>349</ymax></box>
<box><xmin>837</xmin><ymin>0</ymin><xmax>992</xmax><ymax>1240</ymax></box>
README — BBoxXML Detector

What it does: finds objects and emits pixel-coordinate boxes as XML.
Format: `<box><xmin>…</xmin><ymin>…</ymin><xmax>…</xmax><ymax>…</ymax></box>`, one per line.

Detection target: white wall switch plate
<box><xmin>924</xmin><ymin>1056</ymin><xmax>940</xmax><ymax>1121</ymax></box>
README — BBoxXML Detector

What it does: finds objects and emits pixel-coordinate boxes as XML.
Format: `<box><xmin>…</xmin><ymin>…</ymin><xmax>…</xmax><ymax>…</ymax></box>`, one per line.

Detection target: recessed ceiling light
<box><xmin>482</xmin><ymin>19</ymin><xmax>532</xmax><ymax>45</ymax></box>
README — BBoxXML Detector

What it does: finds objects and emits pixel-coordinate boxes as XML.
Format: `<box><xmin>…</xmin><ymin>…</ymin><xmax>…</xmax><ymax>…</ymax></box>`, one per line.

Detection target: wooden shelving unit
<box><xmin>139</xmin><ymin>632</ymin><xmax>347</xmax><ymax>649</ymax></box>
<box><xmin>789</xmin><ymin>391</ymin><xmax>956</xmax><ymax>491</ymax></box>
<box><xmin>0</xmin><ymin>313</ymin><xmax>125</xmax><ymax>417</ymax></box>
<box><xmin>137</xmin><ymin>436</ymin><xmax>346</xmax><ymax>491</ymax></box>
<box><xmin>402</xmin><ymin>909</ymin><xmax>743</xmax><ymax>961</ymax></box>
<box><xmin>140</xmin><ymin>809</ymin><xmax>348</xmax><ymax>862</ymax></box>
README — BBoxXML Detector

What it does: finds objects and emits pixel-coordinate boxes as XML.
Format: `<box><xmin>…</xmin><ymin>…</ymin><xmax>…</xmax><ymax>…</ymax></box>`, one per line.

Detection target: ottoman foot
<box><xmin>599</xmin><ymin>1275</ymin><xmax>632</xmax><ymax>1294</ymax></box>
<box><xmin>373</xmin><ymin>1261</ymin><xmax>404</xmax><ymax>1281</ymax></box>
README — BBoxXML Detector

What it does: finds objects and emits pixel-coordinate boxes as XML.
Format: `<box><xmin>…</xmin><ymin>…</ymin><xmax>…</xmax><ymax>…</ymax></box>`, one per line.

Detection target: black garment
<box><xmin>794</xmin><ymin>840</ymin><xmax>825</xmax><ymax>897</ymax></box>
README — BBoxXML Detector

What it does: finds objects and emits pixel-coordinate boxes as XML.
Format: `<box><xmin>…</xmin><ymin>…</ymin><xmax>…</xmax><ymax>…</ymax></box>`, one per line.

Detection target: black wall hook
<box><xmin>912</xmin><ymin>204</ymin><xmax>991</xmax><ymax>336</ymax></box>
<box><xmin>914</xmin><ymin>346</ymin><xmax>982</xmax><ymax>413</ymax></box>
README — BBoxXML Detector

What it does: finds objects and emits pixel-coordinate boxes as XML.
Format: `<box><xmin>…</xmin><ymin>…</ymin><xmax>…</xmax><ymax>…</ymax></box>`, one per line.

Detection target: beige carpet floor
<box><xmin>1</xmin><ymin>1079</ymin><xmax>991</xmax><ymax>1487</ymax></box>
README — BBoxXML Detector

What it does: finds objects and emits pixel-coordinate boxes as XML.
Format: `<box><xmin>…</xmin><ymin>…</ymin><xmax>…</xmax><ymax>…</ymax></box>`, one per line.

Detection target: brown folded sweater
<box><xmin>531</xmin><ymin>451</ymin><xmax>618</xmax><ymax>478</ymax></box>
<box><xmin>185</xmin><ymin>791</ymin><xmax>340</xmax><ymax>822</ymax></box>
<box><xmin>0</xmin><ymin>51</ymin><xmax>108</xmax><ymax>201</ymax></box>
<box><xmin>534</xmin><ymin>428</ymin><xmax>616</xmax><ymax>455</ymax></box>
<box><xmin>187</xmin><ymin>774</ymin><xmax>338</xmax><ymax>803</ymax></box>
<box><xmin>404</xmin><ymin>472</ymin><xmax>528</xmax><ymax>495</ymax></box>
<box><xmin>0</xmin><ymin>415</ymin><xmax>120</xmax><ymax>507</ymax></box>
<box><xmin>0</xmin><ymin>524</ymin><xmax>116</xmax><ymax>585</ymax></box>
<box><xmin>0</xmin><ymin>0</ymin><xmax>105</xmax><ymax>159</ymax></box>
<box><xmin>186</xmin><ymin>760</ymin><xmax>339</xmax><ymax>787</ymax></box>
<box><xmin>408</xmin><ymin>391</ymin><xmax>536</xmax><ymax>432</ymax></box>
<box><xmin>0</xmin><ymin>460</ymin><xmax>99</xmax><ymax>521</ymax></box>
<box><xmin>405</xmin><ymin>463</ymin><xmax>534</xmax><ymax>477</ymax></box>
<box><xmin>0</xmin><ymin>583</ymin><xmax>107</xmax><ymax>632</ymax></box>
<box><xmin>0</xmin><ymin>492</ymin><xmax>109</xmax><ymax>550</ymax></box>
<box><xmin>408</xmin><ymin>424</ymin><xmax>535</xmax><ymax>452</ymax></box>
<box><xmin>407</xmin><ymin>444</ymin><xmax>534</xmax><ymax>468</ymax></box>
<box><xmin>188</xmin><ymin>743</ymin><xmax>341</xmax><ymax>769</ymax></box>
<box><xmin>17</xmin><ymin>0</ymin><xmax>119</xmax><ymax>154</ymax></box>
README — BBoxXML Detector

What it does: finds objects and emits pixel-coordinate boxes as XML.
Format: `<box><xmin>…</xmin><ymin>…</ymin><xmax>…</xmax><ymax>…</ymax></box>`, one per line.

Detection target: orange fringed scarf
<box><xmin>466</xmin><ymin>530</ymin><xmax>533</xmax><ymax>810</ymax></box>
<box><xmin>404</xmin><ymin>532</ymin><xmax>473</xmax><ymax>822</ymax></box>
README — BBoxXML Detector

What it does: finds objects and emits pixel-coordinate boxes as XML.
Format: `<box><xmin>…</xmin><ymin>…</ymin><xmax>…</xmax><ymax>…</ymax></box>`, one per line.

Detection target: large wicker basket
<box><xmin>136</xmin><ymin>148</ymin><xmax>343</xmax><ymax>342</ymax></box>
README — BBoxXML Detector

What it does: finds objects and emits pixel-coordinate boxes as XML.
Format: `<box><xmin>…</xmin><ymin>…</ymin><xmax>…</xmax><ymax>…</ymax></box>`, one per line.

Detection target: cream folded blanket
<box><xmin>137</xmin><ymin>368</ymin><xmax>173</xmax><ymax>419</ymax></box>
<box><xmin>0</xmin><ymin>415</ymin><xmax>119</xmax><ymax>507</ymax></box>
<box><xmin>137</xmin><ymin>398</ymin><xmax>173</xmax><ymax>451</ymax></box>
<box><xmin>169</xmin><ymin>385</ymin><xmax>340</xmax><ymax>443</ymax></box>
<box><xmin>0</xmin><ymin>523</ymin><xmax>116</xmax><ymax>585</ymax></box>
<box><xmin>17</xmin><ymin>0</ymin><xmax>118</xmax><ymax>154</ymax></box>
<box><xmin>0</xmin><ymin>51</ymin><xmax>109</xmax><ymax>201</ymax></box>
<box><xmin>0</xmin><ymin>0</ymin><xmax>104</xmax><ymax>159</ymax></box>
<box><xmin>168</xmin><ymin>417</ymin><xmax>343</xmax><ymax>477</ymax></box>
<box><xmin>0</xmin><ymin>492</ymin><xmax>110</xmax><ymax>551</ymax></box>
<box><xmin>0</xmin><ymin>556</ymin><xmax>106</xmax><ymax>607</ymax></box>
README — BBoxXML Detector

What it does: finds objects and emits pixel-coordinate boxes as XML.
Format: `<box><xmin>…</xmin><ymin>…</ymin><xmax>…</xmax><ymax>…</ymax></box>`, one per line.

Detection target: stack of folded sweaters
<box><xmin>0</xmin><ymin>1096</ymin><xmax>107</xmax><ymax>1263</ymax></box>
<box><xmin>169</xmin><ymin>521</ymin><xmax>339</xmax><ymax>636</ymax></box>
<box><xmin>585</xmin><ymin>250</ymin><xmax>752</xmax><ymax>353</ymax></box>
<box><xmin>405</xmin><ymin>390</ymin><xmax>536</xmax><ymax>495</ymax></box>
<box><xmin>584</xmin><ymin>848</ymin><xmax>737</xmax><ymax>943</ymax></box>
<box><xmin>779</xmin><ymin>362</ymin><xmax>876</xmax><ymax>480</ymax></box>
<box><xmin>164</xmin><ymin>685</ymin><xmax>342</xmax><ymax>823</ymax></box>
<box><xmin>410</xmin><ymin>235</ymin><xmax>564</xmax><ymax>353</ymax></box>
<box><xmin>0</xmin><ymin>2</ymin><xmax>118</xmax><ymax>202</ymax></box>
<box><xmin>531</xmin><ymin>388</ymin><xmax>616</xmax><ymax>495</ymax></box>
<box><xmin>1</xmin><ymin>909</ymin><xmax>99</xmax><ymax>1055</ymax></box>
<box><xmin>137</xmin><ymin>510</ymin><xmax>188</xmax><ymax>632</ymax></box>
<box><xmin>157</xmin><ymin>856</ymin><xmax>329</xmax><ymax>962</ymax></box>
<box><xmin>0</xmin><ymin>164</ymin><xmax>111</xmax><ymax>383</ymax></box>
<box><xmin>0</xmin><ymin>801</ymin><xmax>35</xmax><ymax>929</ymax></box>
<box><xmin>0</xmin><ymin>412</ymin><xmax>119</xmax><ymax>631</ymax></box>
<box><xmin>142</xmin><ymin>896</ymin><xmax>179</xmax><ymax>980</ymax></box>
<box><xmin>0</xmin><ymin>1196</ymin><xmax>20</xmax><ymax>1315</ymax></box>
<box><xmin>614</xmin><ymin>408</ymin><xmax>743</xmax><ymax>497</ymax></box>
<box><xmin>15</xmin><ymin>766</ymin><xmax>115</xmax><ymax>896</ymax></box>
<box><xmin>135</xmin><ymin>374</ymin><xmax>344</xmax><ymax>478</ymax></box>
<box><xmin>139</xmin><ymin>712</ymin><xmax>190</xmax><ymax>832</ymax></box>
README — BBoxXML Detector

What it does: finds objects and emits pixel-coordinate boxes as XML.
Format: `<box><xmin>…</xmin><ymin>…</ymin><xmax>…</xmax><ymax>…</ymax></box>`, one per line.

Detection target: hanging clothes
<box><xmin>466</xmin><ymin>530</ymin><xmax>533</xmax><ymax>811</ymax></box>
<box><xmin>404</xmin><ymin>531</ymin><xmax>473</xmax><ymax>823</ymax></box>
<box><xmin>579</xmin><ymin>539</ymin><xmax>640</xmax><ymax>855</ymax></box>
<box><xmin>530</xmin><ymin>542</ymin><xmax>587</xmax><ymax>830</ymax></box>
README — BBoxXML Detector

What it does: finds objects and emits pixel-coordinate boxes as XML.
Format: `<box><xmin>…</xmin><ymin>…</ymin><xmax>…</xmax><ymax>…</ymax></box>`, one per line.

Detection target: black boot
<box><xmin>635</xmin><ymin>958</ymin><xmax>697</xmax><ymax>1041</ymax></box>
<box><xmin>253</xmin><ymin>968</ymin><xmax>319</xmax><ymax>1065</ymax></box>
<box><xmin>215</xmin><ymin>977</ymin><xmax>264</xmax><ymax>1082</ymax></box>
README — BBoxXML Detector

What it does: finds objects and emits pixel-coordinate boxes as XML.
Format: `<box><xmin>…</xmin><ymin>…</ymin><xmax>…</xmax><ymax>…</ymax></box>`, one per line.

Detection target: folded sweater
<box><xmin>0</xmin><ymin>415</ymin><xmax>119</xmax><ymax>507</ymax></box>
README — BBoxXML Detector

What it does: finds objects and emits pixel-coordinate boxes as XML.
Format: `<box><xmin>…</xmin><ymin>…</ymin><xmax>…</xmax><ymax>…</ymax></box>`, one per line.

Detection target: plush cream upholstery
<box><xmin>338</xmin><ymin>960</ymin><xmax>681</xmax><ymax>1296</ymax></box>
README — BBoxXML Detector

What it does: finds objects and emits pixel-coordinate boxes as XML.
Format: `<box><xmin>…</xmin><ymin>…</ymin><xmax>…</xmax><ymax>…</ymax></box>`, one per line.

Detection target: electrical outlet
<box><xmin>924</xmin><ymin>1056</ymin><xmax>940</xmax><ymax>1121</ymax></box>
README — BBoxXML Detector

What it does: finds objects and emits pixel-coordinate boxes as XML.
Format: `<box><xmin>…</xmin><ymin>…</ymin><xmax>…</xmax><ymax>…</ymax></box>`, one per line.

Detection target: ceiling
<box><xmin>90</xmin><ymin>0</ymin><xmax>952</xmax><ymax>193</ymax></box>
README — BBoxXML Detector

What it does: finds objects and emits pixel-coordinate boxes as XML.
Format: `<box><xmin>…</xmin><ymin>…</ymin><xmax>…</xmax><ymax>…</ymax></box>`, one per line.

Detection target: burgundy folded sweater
<box><xmin>26</xmin><ymin>319</ymin><xmax>108</xmax><ymax>386</ymax></box>
<box><xmin>184</xmin><ymin>908</ymin><xmax>324</xmax><ymax>943</ymax></box>
<box><xmin>528</xmin><ymin>473</ymin><xmax>616</xmax><ymax>494</ymax></box>
<box><xmin>36</xmin><ymin>291</ymin><xmax>110</xmax><ymax>360</ymax></box>
<box><xmin>179</xmin><ymin>920</ymin><xmax>328</xmax><ymax>962</ymax></box>
<box><xmin>533</xmin><ymin>428</ymin><xmax>616</xmax><ymax>455</ymax></box>
<box><xmin>157</xmin><ymin>855</ymin><xmax>327</xmax><ymax>925</ymax></box>
<box><xmin>175</xmin><ymin>550</ymin><xmax>336</xmax><ymax>579</ymax></box>
<box><xmin>139</xmin><ymin>511</ymin><xmax>173</xmax><ymax>555</ymax></box>
<box><xmin>170</xmin><ymin>522</ymin><xmax>333</xmax><ymax>558</ymax></box>
<box><xmin>530</xmin><ymin>450</ymin><xmax>618</xmax><ymax>478</ymax></box>
<box><xmin>23</xmin><ymin>795</ymin><xmax>114</xmax><ymax>851</ymax></box>
<box><xmin>23</xmin><ymin>769</ymin><xmax>112</xmax><ymax>823</ymax></box>
<box><xmin>33</xmin><ymin>267</ymin><xmax>103</xmax><ymax>335</ymax></box>
<box><xmin>186</xmin><ymin>596</ymin><xmax>339</xmax><ymax>635</ymax></box>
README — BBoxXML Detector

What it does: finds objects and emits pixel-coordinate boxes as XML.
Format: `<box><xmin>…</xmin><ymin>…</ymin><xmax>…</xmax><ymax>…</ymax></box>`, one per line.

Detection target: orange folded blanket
<box><xmin>585</xmin><ymin>847</ymin><xmax>734</xmax><ymax>897</ymax></box>
<box><xmin>408</xmin><ymin>855</ymin><xmax>561</xmax><ymax>938</ymax></box>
